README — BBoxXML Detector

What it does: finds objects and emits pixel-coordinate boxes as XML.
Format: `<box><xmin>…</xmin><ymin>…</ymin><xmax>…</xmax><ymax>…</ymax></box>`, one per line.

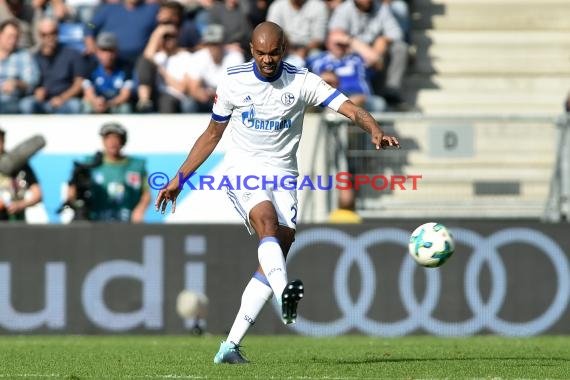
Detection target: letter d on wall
<box><xmin>429</xmin><ymin>124</ymin><xmax>474</xmax><ymax>158</ymax></box>
<box><xmin>82</xmin><ymin>236</ymin><xmax>164</xmax><ymax>331</ymax></box>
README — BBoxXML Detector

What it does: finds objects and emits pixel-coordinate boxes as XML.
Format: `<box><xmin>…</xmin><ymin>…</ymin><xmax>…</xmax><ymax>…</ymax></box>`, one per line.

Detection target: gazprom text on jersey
<box><xmin>246</xmin><ymin>118</ymin><xmax>292</xmax><ymax>130</ymax></box>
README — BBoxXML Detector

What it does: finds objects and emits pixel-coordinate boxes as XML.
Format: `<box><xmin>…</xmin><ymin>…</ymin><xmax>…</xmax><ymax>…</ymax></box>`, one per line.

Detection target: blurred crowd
<box><xmin>0</xmin><ymin>0</ymin><xmax>414</xmax><ymax>115</ymax></box>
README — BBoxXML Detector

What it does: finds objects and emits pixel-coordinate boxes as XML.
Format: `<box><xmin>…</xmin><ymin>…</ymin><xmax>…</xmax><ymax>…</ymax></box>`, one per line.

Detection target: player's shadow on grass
<box><xmin>313</xmin><ymin>356</ymin><xmax>570</xmax><ymax>365</ymax></box>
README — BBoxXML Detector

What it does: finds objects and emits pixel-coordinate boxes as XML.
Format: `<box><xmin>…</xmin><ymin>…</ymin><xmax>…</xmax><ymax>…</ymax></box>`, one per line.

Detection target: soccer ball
<box><xmin>176</xmin><ymin>290</ymin><xmax>209</xmax><ymax>320</ymax></box>
<box><xmin>408</xmin><ymin>222</ymin><xmax>455</xmax><ymax>268</ymax></box>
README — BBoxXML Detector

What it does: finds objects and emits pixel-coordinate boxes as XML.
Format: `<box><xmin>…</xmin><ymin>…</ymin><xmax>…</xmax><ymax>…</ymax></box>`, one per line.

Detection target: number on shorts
<box><xmin>290</xmin><ymin>205</ymin><xmax>297</xmax><ymax>225</ymax></box>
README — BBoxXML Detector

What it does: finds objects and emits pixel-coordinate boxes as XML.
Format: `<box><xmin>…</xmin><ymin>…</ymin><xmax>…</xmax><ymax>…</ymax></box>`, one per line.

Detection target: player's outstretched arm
<box><xmin>155</xmin><ymin>119</ymin><xmax>229</xmax><ymax>214</ymax></box>
<box><xmin>337</xmin><ymin>99</ymin><xmax>400</xmax><ymax>150</ymax></box>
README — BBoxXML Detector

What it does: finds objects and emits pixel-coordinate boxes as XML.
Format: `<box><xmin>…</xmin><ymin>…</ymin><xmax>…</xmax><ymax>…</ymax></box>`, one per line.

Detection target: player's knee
<box><xmin>251</xmin><ymin>213</ymin><xmax>279</xmax><ymax>237</ymax></box>
<box><xmin>257</xmin><ymin>220</ymin><xmax>280</xmax><ymax>237</ymax></box>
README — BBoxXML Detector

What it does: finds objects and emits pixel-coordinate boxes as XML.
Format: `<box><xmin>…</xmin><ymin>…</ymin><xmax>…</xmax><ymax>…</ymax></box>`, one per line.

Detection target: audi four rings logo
<box><xmin>276</xmin><ymin>227</ymin><xmax>570</xmax><ymax>337</ymax></box>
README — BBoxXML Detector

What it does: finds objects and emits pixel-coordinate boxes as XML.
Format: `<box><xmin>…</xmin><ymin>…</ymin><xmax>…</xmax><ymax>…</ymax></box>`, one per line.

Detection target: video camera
<box><xmin>58</xmin><ymin>151</ymin><xmax>103</xmax><ymax>221</ymax></box>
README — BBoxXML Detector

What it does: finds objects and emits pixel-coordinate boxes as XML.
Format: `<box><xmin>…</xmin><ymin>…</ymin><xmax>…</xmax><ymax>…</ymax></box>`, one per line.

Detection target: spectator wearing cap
<box><xmin>83</xmin><ymin>0</ymin><xmax>159</xmax><ymax>67</ymax></box>
<box><xmin>186</xmin><ymin>24</ymin><xmax>244</xmax><ymax>113</ymax></box>
<box><xmin>20</xmin><ymin>17</ymin><xmax>84</xmax><ymax>114</ymax></box>
<box><xmin>0</xmin><ymin>127</ymin><xmax>43</xmax><ymax>222</ymax></box>
<box><xmin>0</xmin><ymin>19</ymin><xmax>40</xmax><ymax>114</ymax></box>
<box><xmin>65</xmin><ymin>122</ymin><xmax>150</xmax><ymax>222</ymax></box>
<box><xmin>135</xmin><ymin>19</ymin><xmax>194</xmax><ymax>113</ymax></box>
<box><xmin>82</xmin><ymin>32</ymin><xmax>134</xmax><ymax>114</ymax></box>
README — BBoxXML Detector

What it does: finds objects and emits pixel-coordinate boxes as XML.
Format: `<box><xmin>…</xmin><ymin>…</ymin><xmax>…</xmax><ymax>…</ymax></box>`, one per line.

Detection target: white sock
<box><xmin>257</xmin><ymin>237</ymin><xmax>288</xmax><ymax>301</ymax></box>
<box><xmin>226</xmin><ymin>273</ymin><xmax>272</xmax><ymax>345</ymax></box>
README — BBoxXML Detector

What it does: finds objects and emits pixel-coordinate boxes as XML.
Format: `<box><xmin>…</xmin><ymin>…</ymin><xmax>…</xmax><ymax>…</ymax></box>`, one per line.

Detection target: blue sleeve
<box><xmin>84</xmin><ymin>4</ymin><xmax>110</xmax><ymax>36</ymax></box>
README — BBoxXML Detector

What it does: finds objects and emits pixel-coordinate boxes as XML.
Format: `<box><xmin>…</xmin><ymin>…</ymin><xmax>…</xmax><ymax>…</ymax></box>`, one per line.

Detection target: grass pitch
<box><xmin>0</xmin><ymin>335</ymin><xmax>568</xmax><ymax>379</ymax></box>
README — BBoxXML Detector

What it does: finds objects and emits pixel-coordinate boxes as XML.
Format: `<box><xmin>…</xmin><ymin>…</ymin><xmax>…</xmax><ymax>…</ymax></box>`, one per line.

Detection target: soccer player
<box><xmin>154</xmin><ymin>21</ymin><xmax>399</xmax><ymax>364</ymax></box>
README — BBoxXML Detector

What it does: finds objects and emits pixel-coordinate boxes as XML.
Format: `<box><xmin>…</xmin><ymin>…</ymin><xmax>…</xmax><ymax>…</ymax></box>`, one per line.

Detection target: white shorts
<box><xmin>224</xmin><ymin>177</ymin><xmax>298</xmax><ymax>235</ymax></box>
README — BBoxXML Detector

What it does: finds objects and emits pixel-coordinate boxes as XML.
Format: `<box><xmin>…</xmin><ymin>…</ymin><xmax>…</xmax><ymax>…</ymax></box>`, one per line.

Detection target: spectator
<box><xmin>62</xmin><ymin>0</ymin><xmax>100</xmax><ymax>23</ymax></box>
<box><xmin>157</xmin><ymin>1</ymin><xmax>201</xmax><ymax>52</ymax></box>
<box><xmin>20</xmin><ymin>17</ymin><xmax>84</xmax><ymax>114</ymax></box>
<box><xmin>0</xmin><ymin>128</ymin><xmax>43</xmax><ymax>222</ymax></box>
<box><xmin>207</xmin><ymin>0</ymin><xmax>252</xmax><ymax>58</ymax></box>
<box><xmin>0</xmin><ymin>19</ymin><xmax>39</xmax><ymax>114</ymax></box>
<box><xmin>328</xmin><ymin>188</ymin><xmax>362</xmax><ymax>223</ymax></box>
<box><xmin>0</xmin><ymin>0</ymin><xmax>36</xmax><ymax>48</ymax></box>
<box><xmin>308</xmin><ymin>30</ymin><xmax>387</xmax><ymax>113</ymax></box>
<box><xmin>84</xmin><ymin>0</ymin><xmax>159</xmax><ymax>67</ymax></box>
<box><xmin>384</xmin><ymin>0</ymin><xmax>411</xmax><ymax>43</ymax></box>
<box><xmin>65</xmin><ymin>122</ymin><xmax>150</xmax><ymax>222</ymax></box>
<box><xmin>184</xmin><ymin>0</ymin><xmax>214</xmax><ymax>35</ymax></box>
<box><xmin>136</xmin><ymin>21</ymin><xmax>194</xmax><ymax>113</ymax></box>
<box><xmin>82</xmin><ymin>32</ymin><xmax>133</xmax><ymax>114</ymax></box>
<box><xmin>32</xmin><ymin>0</ymin><xmax>70</xmax><ymax>23</ymax></box>
<box><xmin>266</xmin><ymin>0</ymin><xmax>328</xmax><ymax>66</ymax></box>
<box><xmin>328</xmin><ymin>0</ymin><xmax>409</xmax><ymax>109</ymax></box>
<box><xmin>242</xmin><ymin>0</ymin><xmax>271</xmax><ymax>28</ymax></box>
<box><xmin>186</xmin><ymin>24</ymin><xmax>244</xmax><ymax>112</ymax></box>
<box><xmin>324</xmin><ymin>0</ymin><xmax>343</xmax><ymax>15</ymax></box>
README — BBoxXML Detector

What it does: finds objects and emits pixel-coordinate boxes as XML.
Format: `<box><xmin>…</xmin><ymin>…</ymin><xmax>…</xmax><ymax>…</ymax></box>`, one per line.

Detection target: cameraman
<box><xmin>0</xmin><ymin>128</ymin><xmax>43</xmax><ymax>222</ymax></box>
<box><xmin>65</xmin><ymin>122</ymin><xmax>150</xmax><ymax>222</ymax></box>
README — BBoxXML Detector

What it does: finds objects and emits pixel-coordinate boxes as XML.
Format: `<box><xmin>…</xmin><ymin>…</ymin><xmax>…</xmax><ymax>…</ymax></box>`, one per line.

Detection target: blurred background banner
<box><xmin>1</xmin><ymin>221</ymin><xmax>568</xmax><ymax>336</ymax></box>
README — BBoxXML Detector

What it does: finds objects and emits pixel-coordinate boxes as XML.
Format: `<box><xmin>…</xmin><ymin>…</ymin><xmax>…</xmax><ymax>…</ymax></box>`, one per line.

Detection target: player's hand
<box><xmin>155</xmin><ymin>182</ymin><xmax>181</xmax><ymax>214</ymax></box>
<box><xmin>372</xmin><ymin>131</ymin><xmax>400</xmax><ymax>150</ymax></box>
<box><xmin>7</xmin><ymin>200</ymin><xmax>26</xmax><ymax>214</ymax></box>
<box><xmin>379</xmin><ymin>135</ymin><xmax>400</xmax><ymax>150</ymax></box>
<box><xmin>1</xmin><ymin>79</ymin><xmax>16</xmax><ymax>94</ymax></box>
<box><xmin>130</xmin><ymin>207</ymin><xmax>146</xmax><ymax>223</ymax></box>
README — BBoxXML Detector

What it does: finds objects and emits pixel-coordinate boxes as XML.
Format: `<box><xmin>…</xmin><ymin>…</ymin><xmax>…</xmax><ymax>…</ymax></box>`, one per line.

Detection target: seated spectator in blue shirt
<box><xmin>20</xmin><ymin>18</ymin><xmax>84</xmax><ymax>114</ymax></box>
<box><xmin>82</xmin><ymin>32</ymin><xmax>133</xmax><ymax>114</ymax></box>
<box><xmin>0</xmin><ymin>19</ymin><xmax>39</xmax><ymax>114</ymax></box>
<box><xmin>83</xmin><ymin>0</ymin><xmax>159</xmax><ymax>67</ymax></box>
<box><xmin>308</xmin><ymin>30</ymin><xmax>387</xmax><ymax>113</ymax></box>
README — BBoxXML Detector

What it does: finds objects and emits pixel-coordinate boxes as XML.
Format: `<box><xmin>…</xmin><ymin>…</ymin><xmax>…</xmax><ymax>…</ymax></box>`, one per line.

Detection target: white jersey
<box><xmin>212</xmin><ymin>61</ymin><xmax>348</xmax><ymax>177</ymax></box>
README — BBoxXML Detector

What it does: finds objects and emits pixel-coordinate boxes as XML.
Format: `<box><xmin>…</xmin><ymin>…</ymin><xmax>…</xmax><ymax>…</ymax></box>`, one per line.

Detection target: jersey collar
<box><xmin>253</xmin><ymin>61</ymin><xmax>283</xmax><ymax>82</ymax></box>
